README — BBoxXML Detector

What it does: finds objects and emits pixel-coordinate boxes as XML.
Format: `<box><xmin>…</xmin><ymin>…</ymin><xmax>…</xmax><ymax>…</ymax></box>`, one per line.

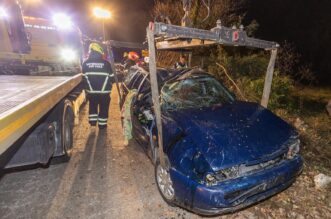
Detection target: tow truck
<box><xmin>0</xmin><ymin>1</ymin><xmax>85</xmax><ymax>169</ymax></box>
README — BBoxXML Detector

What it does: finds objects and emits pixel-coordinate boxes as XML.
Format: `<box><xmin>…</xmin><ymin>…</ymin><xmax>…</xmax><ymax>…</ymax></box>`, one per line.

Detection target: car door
<box><xmin>131</xmin><ymin>74</ymin><xmax>152</xmax><ymax>150</ymax></box>
<box><xmin>120</xmin><ymin>68</ymin><xmax>146</xmax><ymax>106</ymax></box>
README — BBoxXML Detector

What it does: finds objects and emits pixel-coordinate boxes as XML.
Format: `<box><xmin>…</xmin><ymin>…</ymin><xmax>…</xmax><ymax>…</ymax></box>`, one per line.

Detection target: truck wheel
<box><xmin>51</xmin><ymin>99</ymin><xmax>74</xmax><ymax>164</ymax></box>
<box><xmin>61</xmin><ymin>100</ymin><xmax>74</xmax><ymax>160</ymax></box>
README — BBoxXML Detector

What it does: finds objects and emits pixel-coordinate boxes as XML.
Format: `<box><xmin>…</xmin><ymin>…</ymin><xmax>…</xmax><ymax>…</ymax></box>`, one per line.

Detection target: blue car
<box><xmin>122</xmin><ymin>68</ymin><xmax>303</xmax><ymax>215</ymax></box>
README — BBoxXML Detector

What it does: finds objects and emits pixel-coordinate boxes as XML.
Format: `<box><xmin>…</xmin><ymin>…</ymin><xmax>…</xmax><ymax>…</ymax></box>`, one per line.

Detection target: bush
<box><xmin>240</xmin><ymin>74</ymin><xmax>294</xmax><ymax>109</ymax></box>
<box><xmin>204</xmin><ymin>46</ymin><xmax>268</xmax><ymax>78</ymax></box>
<box><xmin>277</xmin><ymin>42</ymin><xmax>317</xmax><ymax>84</ymax></box>
<box><xmin>224</xmin><ymin>53</ymin><xmax>269</xmax><ymax>79</ymax></box>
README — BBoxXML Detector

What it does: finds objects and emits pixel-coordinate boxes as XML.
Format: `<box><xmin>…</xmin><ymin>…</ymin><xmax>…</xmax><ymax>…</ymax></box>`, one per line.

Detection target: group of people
<box><xmin>82</xmin><ymin>42</ymin><xmax>189</xmax><ymax>130</ymax></box>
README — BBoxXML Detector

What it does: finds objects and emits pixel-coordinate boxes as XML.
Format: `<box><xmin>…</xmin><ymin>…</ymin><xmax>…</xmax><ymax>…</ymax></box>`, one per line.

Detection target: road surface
<box><xmin>0</xmin><ymin>88</ymin><xmax>329</xmax><ymax>219</ymax></box>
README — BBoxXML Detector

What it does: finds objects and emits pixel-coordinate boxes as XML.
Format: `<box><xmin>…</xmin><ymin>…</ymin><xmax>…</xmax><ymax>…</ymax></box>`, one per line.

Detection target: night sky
<box><xmin>21</xmin><ymin>0</ymin><xmax>154</xmax><ymax>42</ymax></box>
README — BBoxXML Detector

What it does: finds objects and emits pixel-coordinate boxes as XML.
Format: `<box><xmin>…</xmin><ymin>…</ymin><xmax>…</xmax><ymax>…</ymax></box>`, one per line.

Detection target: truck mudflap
<box><xmin>4</xmin><ymin>123</ymin><xmax>56</xmax><ymax>168</ymax></box>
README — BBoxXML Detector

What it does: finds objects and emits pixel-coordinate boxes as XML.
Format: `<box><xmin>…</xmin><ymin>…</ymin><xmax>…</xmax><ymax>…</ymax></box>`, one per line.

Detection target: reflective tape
<box><xmin>84</xmin><ymin>72</ymin><xmax>113</xmax><ymax>93</ymax></box>
<box><xmin>98</xmin><ymin>122</ymin><xmax>107</xmax><ymax>126</ymax></box>
<box><xmin>98</xmin><ymin>118</ymin><xmax>108</xmax><ymax>122</ymax></box>
<box><xmin>84</xmin><ymin>75</ymin><xmax>93</xmax><ymax>91</ymax></box>
<box><xmin>86</xmin><ymin>90</ymin><xmax>111</xmax><ymax>94</ymax></box>
<box><xmin>89</xmin><ymin>114</ymin><xmax>98</xmax><ymax>117</ymax></box>
<box><xmin>89</xmin><ymin>118</ymin><xmax>98</xmax><ymax>121</ymax></box>
<box><xmin>83</xmin><ymin>72</ymin><xmax>109</xmax><ymax>76</ymax></box>
<box><xmin>101</xmin><ymin>76</ymin><xmax>109</xmax><ymax>92</ymax></box>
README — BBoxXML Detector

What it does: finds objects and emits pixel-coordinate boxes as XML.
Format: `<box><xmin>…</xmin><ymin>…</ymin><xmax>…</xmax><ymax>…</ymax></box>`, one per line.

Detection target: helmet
<box><xmin>128</xmin><ymin>51</ymin><xmax>140</xmax><ymax>61</ymax></box>
<box><xmin>123</xmin><ymin>52</ymin><xmax>128</xmax><ymax>58</ymax></box>
<box><xmin>89</xmin><ymin>43</ymin><xmax>104</xmax><ymax>55</ymax></box>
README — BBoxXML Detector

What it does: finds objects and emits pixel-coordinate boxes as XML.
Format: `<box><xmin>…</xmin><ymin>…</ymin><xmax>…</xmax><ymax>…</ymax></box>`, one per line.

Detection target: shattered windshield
<box><xmin>161</xmin><ymin>75</ymin><xmax>235</xmax><ymax>110</ymax></box>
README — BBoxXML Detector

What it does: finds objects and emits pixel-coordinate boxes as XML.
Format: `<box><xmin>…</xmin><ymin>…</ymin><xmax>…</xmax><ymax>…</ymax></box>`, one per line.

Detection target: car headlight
<box><xmin>205</xmin><ymin>166</ymin><xmax>240</xmax><ymax>186</ymax></box>
<box><xmin>61</xmin><ymin>48</ymin><xmax>77</xmax><ymax>62</ymax></box>
<box><xmin>205</xmin><ymin>173</ymin><xmax>217</xmax><ymax>186</ymax></box>
<box><xmin>287</xmin><ymin>138</ymin><xmax>300</xmax><ymax>159</ymax></box>
<box><xmin>192</xmin><ymin>152</ymin><xmax>217</xmax><ymax>186</ymax></box>
<box><xmin>193</xmin><ymin>152</ymin><xmax>241</xmax><ymax>186</ymax></box>
<box><xmin>218</xmin><ymin>165</ymin><xmax>240</xmax><ymax>179</ymax></box>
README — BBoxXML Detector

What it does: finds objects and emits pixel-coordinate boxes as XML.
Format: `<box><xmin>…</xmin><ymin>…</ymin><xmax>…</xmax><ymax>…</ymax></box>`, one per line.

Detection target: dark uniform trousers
<box><xmin>88</xmin><ymin>93</ymin><xmax>111</xmax><ymax>128</ymax></box>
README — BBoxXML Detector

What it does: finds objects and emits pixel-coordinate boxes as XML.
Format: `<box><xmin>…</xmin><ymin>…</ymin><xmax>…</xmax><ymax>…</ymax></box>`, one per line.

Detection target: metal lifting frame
<box><xmin>106</xmin><ymin>40</ymin><xmax>146</xmax><ymax>50</ymax></box>
<box><xmin>104</xmin><ymin>40</ymin><xmax>145</xmax><ymax>107</ymax></box>
<box><xmin>147</xmin><ymin>22</ymin><xmax>279</xmax><ymax>166</ymax></box>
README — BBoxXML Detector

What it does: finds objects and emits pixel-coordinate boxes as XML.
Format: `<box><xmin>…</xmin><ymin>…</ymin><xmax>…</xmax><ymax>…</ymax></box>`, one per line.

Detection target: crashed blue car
<box><xmin>121</xmin><ymin>68</ymin><xmax>303</xmax><ymax>215</ymax></box>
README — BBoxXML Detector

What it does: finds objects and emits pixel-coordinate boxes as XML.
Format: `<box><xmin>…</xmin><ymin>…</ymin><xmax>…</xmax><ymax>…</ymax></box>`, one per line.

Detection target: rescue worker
<box><xmin>121</xmin><ymin>52</ymin><xmax>129</xmax><ymax>64</ymax></box>
<box><xmin>124</xmin><ymin>51</ymin><xmax>140</xmax><ymax>69</ymax></box>
<box><xmin>174</xmin><ymin>55</ymin><xmax>188</xmax><ymax>69</ymax></box>
<box><xmin>82</xmin><ymin>42</ymin><xmax>114</xmax><ymax>129</ymax></box>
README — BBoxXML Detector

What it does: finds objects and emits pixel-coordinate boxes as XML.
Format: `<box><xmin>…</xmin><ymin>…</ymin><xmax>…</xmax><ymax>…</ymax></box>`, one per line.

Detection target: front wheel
<box><xmin>155</xmin><ymin>160</ymin><xmax>175</xmax><ymax>205</ymax></box>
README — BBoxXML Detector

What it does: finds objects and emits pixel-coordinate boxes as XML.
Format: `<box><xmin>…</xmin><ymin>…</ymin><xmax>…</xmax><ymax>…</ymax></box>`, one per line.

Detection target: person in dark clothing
<box><xmin>174</xmin><ymin>55</ymin><xmax>188</xmax><ymax>69</ymax></box>
<box><xmin>123</xmin><ymin>51</ymin><xmax>140</xmax><ymax>70</ymax></box>
<box><xmin>121</xmin><ymin>52</ymin><xmax>129</xmax><ymax>64</ymax></box>
<box><xmin>82</xmin><ymin>43</ymin><xmax>114</xmax><ymax>129</ymax></box>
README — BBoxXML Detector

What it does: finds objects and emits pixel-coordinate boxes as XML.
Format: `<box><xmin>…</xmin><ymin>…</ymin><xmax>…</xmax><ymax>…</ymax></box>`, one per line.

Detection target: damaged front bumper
<box><xmin>170</xmin><ymin>155</ymin><xmax>303</xmax><ymax>216</ymax></box>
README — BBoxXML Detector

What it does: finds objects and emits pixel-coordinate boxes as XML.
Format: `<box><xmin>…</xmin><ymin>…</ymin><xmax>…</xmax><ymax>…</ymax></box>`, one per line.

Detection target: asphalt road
<box><xmin>0</xmin><ymin>89</ymin><xmax>329</xmax><ymax>219</ymax></box>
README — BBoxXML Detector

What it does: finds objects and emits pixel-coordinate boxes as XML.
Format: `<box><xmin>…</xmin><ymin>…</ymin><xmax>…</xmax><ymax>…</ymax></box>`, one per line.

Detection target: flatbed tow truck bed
<box><xmin>0</xmin><ymin>74</ymin><xmax>82</xmax><ymax>158</ymax></box>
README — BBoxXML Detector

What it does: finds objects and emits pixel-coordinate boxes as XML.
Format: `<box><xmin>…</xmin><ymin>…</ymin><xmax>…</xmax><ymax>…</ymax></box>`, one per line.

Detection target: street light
<box><xmin>93</xmin><ymin>7</ymin><xmax>111</xmax><ymax>19</ymax></box>
<box><xmin>93</xmin><ymin>7</ymin><xmax>111</xmax><ymax>41</ymax></box>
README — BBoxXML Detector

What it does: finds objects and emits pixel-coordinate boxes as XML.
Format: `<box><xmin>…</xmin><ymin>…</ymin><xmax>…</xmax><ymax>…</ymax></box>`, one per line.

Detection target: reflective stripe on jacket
<box><xmin>82</xmin><ymin>54</ymin><xmax>114</xmax><ymax>94</ymax></box>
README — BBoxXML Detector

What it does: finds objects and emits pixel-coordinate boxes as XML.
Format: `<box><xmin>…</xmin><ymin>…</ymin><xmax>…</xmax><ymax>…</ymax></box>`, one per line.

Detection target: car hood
<box><xmin>167</xmin><ymin>101</ymin><xmax>296</xmax><ymax>170</ymax></box>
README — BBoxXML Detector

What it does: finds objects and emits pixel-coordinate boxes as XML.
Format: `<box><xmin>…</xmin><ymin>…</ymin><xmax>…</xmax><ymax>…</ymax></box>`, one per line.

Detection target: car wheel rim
<box><xmin>157</xmin><ymin>164</ymin><xmax>174</xmax><ymax>200</ymax></box>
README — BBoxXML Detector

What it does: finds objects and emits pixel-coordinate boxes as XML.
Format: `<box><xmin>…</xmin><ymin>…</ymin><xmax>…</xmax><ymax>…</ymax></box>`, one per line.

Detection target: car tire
<box><xmin>152</xmin><ymin>146</ymin><xmax>158</xmax><ymax>165</ymax></box>
<box><xmin>155</xmin><ymin>158</ymin><xmax>176</xmax><ymax>206</ymax></box>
